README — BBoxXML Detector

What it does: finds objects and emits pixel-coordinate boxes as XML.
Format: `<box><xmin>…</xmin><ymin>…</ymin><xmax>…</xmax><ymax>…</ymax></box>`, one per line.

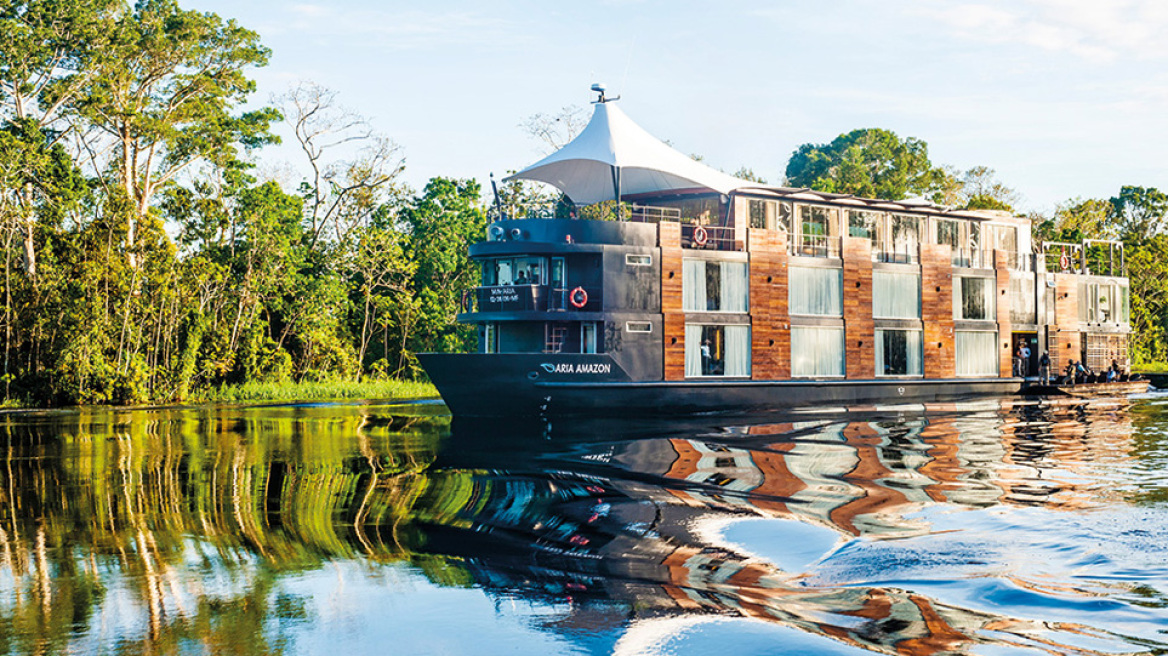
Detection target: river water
<box><xmin>2</xmin><ymin>395</ymin><xmax>1168</xmax><ymax>655</ymax></box>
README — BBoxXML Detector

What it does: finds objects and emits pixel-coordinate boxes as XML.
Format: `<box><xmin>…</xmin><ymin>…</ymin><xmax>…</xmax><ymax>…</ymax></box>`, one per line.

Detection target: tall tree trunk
<box><xmin>20</xmin><ymin>183</ymin><xmax>37</xmax><ymax>280</ymax></box>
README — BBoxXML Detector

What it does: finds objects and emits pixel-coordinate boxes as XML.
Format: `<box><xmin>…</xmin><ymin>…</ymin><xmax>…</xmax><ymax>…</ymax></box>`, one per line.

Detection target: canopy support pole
<box><xmin>611</xmin><ymin>166</ymin><xmax>622</xmax><ymax>220</ymax></box>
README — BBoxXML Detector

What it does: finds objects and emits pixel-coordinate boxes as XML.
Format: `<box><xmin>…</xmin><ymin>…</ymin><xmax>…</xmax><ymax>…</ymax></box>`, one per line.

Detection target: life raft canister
<box><xmin>693</xmin><ymin>225</ymin><xmax>709</xmax><ymax>246</ymax></box>
<box><xmin>569</xmin><ymin>286</ymin><xmax>588</xmax><ymax>308</ymax></box>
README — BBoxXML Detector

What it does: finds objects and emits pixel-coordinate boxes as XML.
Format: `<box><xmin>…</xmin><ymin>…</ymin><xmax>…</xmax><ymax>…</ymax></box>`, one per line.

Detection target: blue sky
<box><xmin>187</xmin><ymin>0</ymin><xmax>1168</xmax><ymax>214</ymax></box>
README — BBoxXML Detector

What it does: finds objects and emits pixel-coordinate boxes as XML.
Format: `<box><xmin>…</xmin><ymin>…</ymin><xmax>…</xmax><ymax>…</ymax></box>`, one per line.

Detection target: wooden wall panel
<box><xmin>842</xmin><ymin>237</ymin><xmax>875</xmax><ymax>379</ymax></box>
<box><xmin>1052</xmin><ymin>273</ymin><xmax>1080</xmax><ymax>373</ymax></box>
<box><xmin>748</xmin><ymin>229</ymin><xmax>789</xmax><ymax>380</ymax></box>
<box><xmin>660</xmin><ymin>222</ymin><xmax>685</xmax><ymax>380</ymax></box>
<box><xmin>920</xmin><ymin>244</ymin><xmax>955</xmax><ymax>378</ymax></box>
<box><xmin>994</xmin><ymin>250</ymin><xmax>1013</xmax><ymax>377</ymax></box>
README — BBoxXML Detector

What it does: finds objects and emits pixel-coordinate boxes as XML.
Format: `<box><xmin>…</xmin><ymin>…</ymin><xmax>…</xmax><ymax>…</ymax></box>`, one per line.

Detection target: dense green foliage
<box><xmin>785</xmin><ymin>128</ymin><xmax>947</xmax><ymax>201</ymax></box>
<box><xmin>0</xmin><ymin>1</ymin><xmax>485</xmax><ymax>406</ymax></box>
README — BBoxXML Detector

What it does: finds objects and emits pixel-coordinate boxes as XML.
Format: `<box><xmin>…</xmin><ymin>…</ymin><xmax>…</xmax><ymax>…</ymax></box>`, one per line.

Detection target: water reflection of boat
<box><xmin>425</xmin><ymin>400</ymin><xmax>1159</xmax><ymax>653</ymax></box>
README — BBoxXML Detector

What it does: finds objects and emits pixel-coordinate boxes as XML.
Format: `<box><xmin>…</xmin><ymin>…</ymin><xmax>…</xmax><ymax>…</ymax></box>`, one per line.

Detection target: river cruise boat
<box><xmin>419</xmin><ymin>88</ymin><xmax>1133</xmax><ymax>418</ymax></box>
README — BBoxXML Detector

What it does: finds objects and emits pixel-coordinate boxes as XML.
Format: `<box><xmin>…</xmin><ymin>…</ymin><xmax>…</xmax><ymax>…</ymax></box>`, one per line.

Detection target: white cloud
<box><xmin>918</xmin><ymin>0</ymin><xmax>1168</xmax><ymax>63</ymax></box>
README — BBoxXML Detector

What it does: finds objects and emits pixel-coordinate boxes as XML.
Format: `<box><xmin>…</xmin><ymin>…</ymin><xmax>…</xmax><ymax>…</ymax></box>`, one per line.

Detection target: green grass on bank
<box><xmin>195</xmin><ymin>379</ymin><xmax>439</xmax><ymax>404</ymax></box>
<box><xmin>1134</xmin><ymin>363</ymin><xmax>1168</xmax><ymax>374</ymax></box>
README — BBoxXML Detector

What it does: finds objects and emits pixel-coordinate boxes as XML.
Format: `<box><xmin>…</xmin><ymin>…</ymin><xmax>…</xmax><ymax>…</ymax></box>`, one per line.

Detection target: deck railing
<box><xmin>950</xmin><ymin>246</ymin><xmax>991</xmax><ymax>269</ymax></box>
<box><xmin>872</xmin><ymin>240</ymin><xmax>918</xmax><ymax>264</ymax></box>
<box><xmin>681</xmin><ymin>224</ymin><xmax>737</xmax><ymax>251</ymax></box>
<box><xmin>790</xmin><ymin>234</ymin><xmax>842</xmax><ymax>259</ymax></box>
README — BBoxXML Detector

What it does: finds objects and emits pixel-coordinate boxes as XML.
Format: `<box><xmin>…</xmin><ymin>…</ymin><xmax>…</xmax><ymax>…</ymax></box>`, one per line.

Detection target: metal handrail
<box><xmin>872</xmin><ymin>240</ymin><xmax>917</xmax><ymax>264</ymax></box>
<box><xmin>791</xmin><ymin>234</ymin><xmax>841</xmax><ymax>258</ymax></box>
<box><xmin>682</xmin><ymin>224</ymin><xmax>739</xmax><ymax>251</ymax></box>
<box><xmin>626</xmin><ymin>204</ymin><xmax>682</xmax><ymax>223</ymax></box>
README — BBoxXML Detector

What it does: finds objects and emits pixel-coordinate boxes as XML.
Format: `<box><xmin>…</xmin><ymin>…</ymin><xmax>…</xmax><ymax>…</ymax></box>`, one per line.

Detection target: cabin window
<box><xmin>1009</xmin><ymin>277</ymin><xmax>1036</xmax><ymax>324</ymax></box>
<box><xmin>890</xmin><ymin>215</ymin><xmax>921</xmax><ymax>262</ymax></box>
<box><xmin>789</xmin><ymin>266</ymin><xmax>842</xmax><ymax>316</ymax></box>
<box><xmin>657</xmin><ymin>196</ymin><xmax>722</xmax><ymax>224</ymax></box>
<box><xmin>1079</xmin><ymin>282</ymin><xmax>1122</xmax><ymax>324</ymax></box>
<box><xmin>626</xmin><ymin>254</ymin><xmax>652</xmax><ymax>267</ymax></box>
<box><xmin>873</xmin><ymin>271</ymin><xmax>920</xmax><ymax>319</ymax></box>
<box><xmin>683</xmin><ymin>259</ymin><xmax>749</xmax><ymax>313</ymax></box>
<box><xmin>796</xmin><ymin>205</ymin><xmax>838</xmax><ymax>256</ymax></box>
<box><xmin>791</xmin><ymin>326</ymin><xmax>844</xmax><ymax>377</ymax></box>
<box><xmin>847</xmin><ymin>210</ymin><xmax>882</xmax><ymax>241</ymax></box>
<box><xmin>936</xmin><ymin>219</ymin><xmax>960</xmax><ymax>249</ymax></box>
<box><xmin>484</xmin><ymin>257</ymin><xmax>545</xmax><ymax>286</ymax></box>
<box><xmin>987</xmin><ymin>223</ymin><xmax>1018</xmax><ymax>256</ymax></box>
<box><xmin>956</xmin><ymin>330</ymin><xmax>998</xmax><ymax>376</ymax></box>
<box><xmin>685</xmin><ymin>324</ymin><xmax>751</xmax><ymax>377</ymax></box>
<box><xmin>876</xmin><ymin>329</ymin><xmax>923</xmax><ymax>376</ymax></box>
<box><xmin>748</xmin><ymin>199</ymin><xmax>791</xmax><ymax>232</ymax></box>
<box><xmin>626</xmin><ymin>321</ymin><xmax>652</xmax><ymax>333</ymax></box>
<box><xmin>955</xmin><ymin>276</ymin><xmax>994</xmax><ymax>321</ymax></box>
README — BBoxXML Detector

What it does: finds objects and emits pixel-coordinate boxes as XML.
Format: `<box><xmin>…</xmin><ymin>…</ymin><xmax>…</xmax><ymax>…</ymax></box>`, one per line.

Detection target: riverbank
<box><xmin>0</xmin><ymin>379</ymin><xmax>439</xmax><ymax>410</ymax></box>
<box><xmin>195</xmin><ymin>379</ymin><xmax>439</xmax><ymax>403</ymax></box>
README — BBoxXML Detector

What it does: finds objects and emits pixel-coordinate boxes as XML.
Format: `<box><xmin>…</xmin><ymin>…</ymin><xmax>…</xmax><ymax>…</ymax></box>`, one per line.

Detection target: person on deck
<box><xmin>1039</xmin><ymin>352</ymin><xmax>1051</xmax><ymax>385</ymax></box>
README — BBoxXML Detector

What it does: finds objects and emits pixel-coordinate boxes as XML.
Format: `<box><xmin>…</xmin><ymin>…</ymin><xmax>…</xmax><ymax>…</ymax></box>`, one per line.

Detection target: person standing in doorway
<box><xmin>1039</xmin><ymin>352</ymin><xmax>1051</xmax><ymax>385</ymax></box>
<box><xmin>1021</xmin><ymin>342</ymin><xmax>1031</xmax><ymax>377</ymax></box>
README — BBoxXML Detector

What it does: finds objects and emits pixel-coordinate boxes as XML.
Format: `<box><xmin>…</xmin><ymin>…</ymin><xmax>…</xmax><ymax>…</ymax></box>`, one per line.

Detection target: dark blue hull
<box><xmin>419</xmin><ymin>353</ymin><xmax>1023</xmax><ymax>418</ymax></box>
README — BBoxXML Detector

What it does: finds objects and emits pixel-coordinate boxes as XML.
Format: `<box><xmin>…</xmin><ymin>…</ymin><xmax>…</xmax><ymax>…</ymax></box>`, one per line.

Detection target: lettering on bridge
<box><xmin>488</xmin><ymin>287</ymin><xmax>520</xmax><ymax>304</ymax></box>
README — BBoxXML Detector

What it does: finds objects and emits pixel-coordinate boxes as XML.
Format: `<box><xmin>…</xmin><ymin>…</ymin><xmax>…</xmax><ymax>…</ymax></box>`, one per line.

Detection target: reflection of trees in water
<box><xmin>0</xmin><ymin>398</ymin><xmax>1163</xmax><ymax>655</ymax></box>
<box><xmin>0</xmin><ymin>405</ymin><xmax>451</xmax><ymax>653</ymax></box>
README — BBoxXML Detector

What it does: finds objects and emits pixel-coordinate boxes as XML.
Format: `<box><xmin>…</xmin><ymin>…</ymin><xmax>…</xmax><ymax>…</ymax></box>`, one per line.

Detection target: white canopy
<box><xmin>505</xmin><ymin>101</ymin><xmax>753</xmax><ymax>205</ymax></box>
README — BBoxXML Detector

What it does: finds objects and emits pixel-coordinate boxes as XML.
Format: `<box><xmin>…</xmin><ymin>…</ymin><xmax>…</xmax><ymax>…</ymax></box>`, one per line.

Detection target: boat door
<box><xmin>1012</xmin><ymin>332</ymin><xmax>1038</xmax><ymax>377</ymax></box>
<box><xmin>581</xmin><ymin>322</ymin><xmax>597</xmax><ymax>354</ymax></box>
<box><xmin>551</xmin><ymin>257</ymin><xmax>565</xmax><ymax>310</ymax></box>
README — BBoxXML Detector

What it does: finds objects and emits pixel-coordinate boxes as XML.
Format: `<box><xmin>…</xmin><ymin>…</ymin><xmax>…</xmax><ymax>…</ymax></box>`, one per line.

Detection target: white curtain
<box><xmin>906</xmin><ymin>330</ymin><xmax>922</xmax><ymax>375</ymax></box>
<box><xmin>791</xmin><ymin>327</ymin><xmax>844</xmax><ymax>377</ymax></box>
<box><xmin>685</xmin><ymin>324</ymin><xmax>702</xmax><ymax>377</ymax></box>
<box><xmin>721</xmin><ymin>262</ymin><xmax>749</xmax><ymax>313</ymax></box>
<box><xmin>956</xmin><ymin>330</ymin><xmax>998</xmax><ymax>376</ymax></box>
<box><xmin>789</xmin><ymin>266</ymin><xmax>842</xmax><ymax>316</ymax></box>
<box><xmin>725</xmin><ymin>325</ymin><xmax>751</xmax><ymax>376</ymax></box>
<box><xmin>683</xmin><ymin>260</ymin><xmax>705</xmax><ymax>311</ymax></box>
<box><xmin>873</xmin><ymin>271</ymin><xmax>920</xmax><ymax>318</ymax></box>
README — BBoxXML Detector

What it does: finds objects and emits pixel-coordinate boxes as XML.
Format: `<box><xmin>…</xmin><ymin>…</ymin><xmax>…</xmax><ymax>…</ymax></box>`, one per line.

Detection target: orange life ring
<box><xmin>569</xmin><ymin>286</ymin><xmax>588</xmax><ymax>308</ymax></box>
<box><xmin>1059</xmin><ymin>250</ymin><xmax>1070</xmax><ymax>270</ymax></box>
<box><xmin>693</xmin><ymin>225</ymin><xmax>709</xmax><ymax>246</ymax></box>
